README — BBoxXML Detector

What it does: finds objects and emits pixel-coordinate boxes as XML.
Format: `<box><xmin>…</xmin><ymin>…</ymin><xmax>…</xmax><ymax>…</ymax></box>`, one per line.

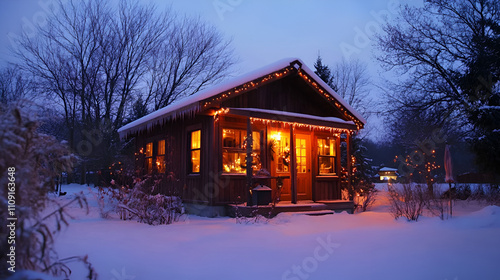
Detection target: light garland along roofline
<box><xmin>297</xmin><ymin>69</ymin><xmax>364</xmax><ymax>130</ymax></box>
<box><xmin>201</xmin><ymin>65</ymin><xmax>295</xmax><ymax>109</ymax></box>
<box><xmin>249</xmin><ymin>117</ymin><xmax>356</xmax><ymax>135</ymax></box>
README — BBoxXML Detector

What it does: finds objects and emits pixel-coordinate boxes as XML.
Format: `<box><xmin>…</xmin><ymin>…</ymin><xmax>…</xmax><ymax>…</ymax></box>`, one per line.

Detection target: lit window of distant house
<box><xmin>190</xmin><ymin>130</ymin><xmax>201</xmax><ymax>173</ymax></box>
<box><xmin>317</xmin><ymin>138</ymin><xmax>336</xmax><ymax>175</ymax></box>
<box><xmin>222</xmin><ymin>129</ymin><xmax>261</xmax><ymax>174</ymax></box>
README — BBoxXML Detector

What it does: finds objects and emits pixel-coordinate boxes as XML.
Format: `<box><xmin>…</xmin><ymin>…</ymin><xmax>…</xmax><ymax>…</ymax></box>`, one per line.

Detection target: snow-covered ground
<box><xmin>50</xmin><ymin>183</ymin><xmax>500</xmax><ymax>280</ymax></box>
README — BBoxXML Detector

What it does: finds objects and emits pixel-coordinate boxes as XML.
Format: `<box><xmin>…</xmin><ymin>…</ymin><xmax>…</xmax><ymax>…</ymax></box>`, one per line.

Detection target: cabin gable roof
<box><xmin>118</xmin><ymin>58</ymin><xmax>366</xmax><ymax>138</ymax></box>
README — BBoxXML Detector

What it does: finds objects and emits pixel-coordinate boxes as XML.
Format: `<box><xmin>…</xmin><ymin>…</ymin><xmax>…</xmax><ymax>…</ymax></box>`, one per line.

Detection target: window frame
<box><xmin>156</xmin><ymin>139</ymin><xmax>166</xmax><ymax>173</ymax></box>
<box><xmin>188</xmin><ymin>129</ymin><xmax>201</xmax><ymax>174</ymax></box>
<box><xmin>221</xmin><ymin>127</ymin><xmax>262</xmax><ymax>175</ymax></box>
<box><xmin>145</xmin><ymin>142</ymin><xmax>153</xmax><ymax>174</ymax></box>
<box><xmin>317</xmin><ymin>136</ymin><xmax>337</xmax><ymax>176</ymax></box>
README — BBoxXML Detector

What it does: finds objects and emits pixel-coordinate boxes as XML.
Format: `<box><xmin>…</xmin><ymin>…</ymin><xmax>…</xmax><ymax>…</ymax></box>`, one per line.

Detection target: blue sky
<box><xmin>0</xmin><ymin>0</ymin><xmax>418</xmax><ymax>139</ymax></box>
<box><xmin>0</xmin><ymin>0</ymin><xmax>413</xmax><ymax>72</ymax></box>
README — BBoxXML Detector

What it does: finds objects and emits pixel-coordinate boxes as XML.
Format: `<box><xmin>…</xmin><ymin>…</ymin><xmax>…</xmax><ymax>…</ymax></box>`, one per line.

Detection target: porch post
<box><xmin>290</xmin><ymin>125</ymin><xmax>298</xmax><ymax>204</ymax></box>
<box><xmin>346</xmin><ymin>132</ymin><xmax>352</xmax><ymax>200</ymax></box>
<box><xmin>246</xmin><ymin>117</ymin><xmax>253</xmax><ymax>206</ymax></box>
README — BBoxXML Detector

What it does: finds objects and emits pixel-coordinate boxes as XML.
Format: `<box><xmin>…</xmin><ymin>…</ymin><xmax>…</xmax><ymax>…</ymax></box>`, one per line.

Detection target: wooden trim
<box><xmin>246</xmin><ymin>118</ymin><xmax>253</xmax><ymax>206</ymax></box>
<box><xmin>290</xmin><ymin>125</ymin><xmax>297</xmax><ymax>204</ymax></box>
<box><xmin>346</xmin><ymin>133</ymin><xmax>352</xmax><ymax>198</ymax></box>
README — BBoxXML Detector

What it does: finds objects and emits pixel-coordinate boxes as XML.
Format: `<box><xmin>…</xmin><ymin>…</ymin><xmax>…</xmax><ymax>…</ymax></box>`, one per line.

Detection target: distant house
<box><xmin>118</xmin><ymin>58</ymin><xmax>366</xmax><ymax>216</ymax></box>
<box><xmin>379</xmin><ymin>167</ymin><xmax>398</xmax><ymax>181</ymax></box>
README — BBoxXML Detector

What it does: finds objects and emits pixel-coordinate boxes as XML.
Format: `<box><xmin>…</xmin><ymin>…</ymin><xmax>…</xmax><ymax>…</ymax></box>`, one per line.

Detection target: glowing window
<box><xmin>145</xmin><ymin>142</ymin><xmax>153</xmax><ymax>173</ymax></box>
<box><xmin>190</xmin><ymin>130</ymin><xmax>201</xmax><ymax>173</ymax></box>
<box><xmin>156</xmin><ymin>140</ymin><xmax>165</xmax><ymax>173</ymax></box>
<box><xmin>269</xmin><ymin>131</ymin><xmax>290</xmax><ymax>173</ymax></box>
<box><xmin>296</xmin><ymin>138</ymin><xmax>307</xmax><ymax>173</ymax></box>
<box><xmin>318</xmin><ymin>138</ymin><xmax>336</xmax><ymax>175</ymax></box>
<box><xmin>222</xmin><ymin>129</ymin><xmax>261</xmax><ymax>174</ymax></box>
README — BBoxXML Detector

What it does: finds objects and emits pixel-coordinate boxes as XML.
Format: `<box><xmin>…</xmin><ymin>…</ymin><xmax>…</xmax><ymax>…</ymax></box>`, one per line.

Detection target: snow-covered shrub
<box><xmin>0</xmin><ymin>108</ymin><xmax>96</xmax><ymax>279</ymax></box>
<box><xmin>100</xmin><ymin>173</ymin><xmax>184</xmax><ymax>225</ymax></box>
<box><xmin>126</xmin><ymin>184</ymin><xmax>183</xmax><ymax>225</ymax></box>
<box><xmin>387</xmin><ymin>184</ymin><xmax>426</xmax><ymax>221</ymax></box>
<box><xmin>94</xmin><ymin>184</ymin><xmax>132</xmax><ymax>219</ymax></box>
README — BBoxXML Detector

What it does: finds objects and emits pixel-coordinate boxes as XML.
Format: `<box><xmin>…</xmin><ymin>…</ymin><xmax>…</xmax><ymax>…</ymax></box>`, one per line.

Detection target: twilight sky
<box><xmin>0</xmin><ymin>0</ymin><xmax>418</xmax><ymax>139</ymax></box>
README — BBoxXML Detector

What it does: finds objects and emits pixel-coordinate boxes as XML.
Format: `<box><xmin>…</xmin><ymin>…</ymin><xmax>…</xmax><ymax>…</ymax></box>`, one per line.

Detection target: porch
<box><xmin>226</xmin><ymin>200</ymin><xmax>354</xmax><ymax>218</ymax></box>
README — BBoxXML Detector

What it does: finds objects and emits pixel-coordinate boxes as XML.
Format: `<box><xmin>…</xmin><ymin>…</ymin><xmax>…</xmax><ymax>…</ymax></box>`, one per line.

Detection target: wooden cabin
<box><xmin>379</xmin><ymin>167</ymin><xmax>398</xmax><ymax>181</ymax></box>
<box><xmin>118</xmin><ymin>58</ymin><xmax>366</xmax><ymax>216</ymax></box>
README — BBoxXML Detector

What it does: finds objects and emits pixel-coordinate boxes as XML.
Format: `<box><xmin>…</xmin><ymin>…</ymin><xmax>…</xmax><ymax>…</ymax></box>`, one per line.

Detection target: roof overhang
<box><xmin>225</xmin><ymin>108</ymin><xmax>358</xmax><ymax>131</ymax></box>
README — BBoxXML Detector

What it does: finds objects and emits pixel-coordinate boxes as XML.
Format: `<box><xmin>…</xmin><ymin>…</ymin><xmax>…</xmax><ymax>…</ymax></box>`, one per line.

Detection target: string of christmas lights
<box><xmin>200</xmin><ymin>64</ymin><xmax>363</xmax><ymax>130</ymax></box>
<box><xmin>249</xmin><ymin>116</ymin><xmax>354</xmax><ymax>135</ymax></box>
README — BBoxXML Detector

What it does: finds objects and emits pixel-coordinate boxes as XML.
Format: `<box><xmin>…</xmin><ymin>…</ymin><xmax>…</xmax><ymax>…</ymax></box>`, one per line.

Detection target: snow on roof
<box><xmin>230</xmin><ymin>108</ymin><xmax>355</xmax><ymax>126</ymax></box>
<box><xmin>379</xmin><ymin>167</ymin><xmax>398</xmax><ymax>172</ymax></box>
<box><xmin>118</xmin><ymin>57</ymin><xmax>366</xmax><ymax>138</ymax></box>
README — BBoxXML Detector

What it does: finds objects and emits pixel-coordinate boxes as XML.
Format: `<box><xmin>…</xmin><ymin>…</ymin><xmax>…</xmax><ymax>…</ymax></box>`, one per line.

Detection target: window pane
<box><xmin>222</xmin><ymin>129</ymin><xmax>261</xmax><ymax>174</ymax></box>
<box><xmin>272</xmin><ymin>132</ymin><xmax>290</xmax><ymax>173</ymax></box>
<box><xmin>319</xmin><ymin>156</ymin><xmax>334</xmax><ymax>174</ymax></box>
<box><xmin>158</xmin><ymin>140</ymin><xmax>165</xmax><ymax>155</ymax></box>
<box><xmin>296</xmin><ymin>138</ymin><xmax>307</xmax><ymax>173</ymax></box>
<box><xmin>145</xmin><ymin>158</ymin><xmax>153</xmax><ymax>173</ymax></box>
<box><xmin>191</xmin><ymin>150</ymin><xmax>200</xmax><ymax>173</ymax></box>
<box><xmin>223</xmin><ymin>129</ymin><xmax>238</xmax><ymax>148</ymax></box>
<box><xmin>191</xmin><ymin>130</ymin><xmax>201</xmax><ymax>149</ymax></box>
<box><xmin>146</xmin><ymin>142</ymin><xmax>153</xmax><ymax>157</ymax></box>
<box><xmin>222</xmin><ymin>152</ymin><xmax>245</xmax><ymax>173</ymax></box>
<box><xmin>252</xmin><ymin>132</ymin><xmax>260</xmax><ymax>150</ymax></box>
<box><xmin>243</xmin><ymin>131</ymin><xmax>260</xmax><ymax>150</ymax></box>
<box><xmin>156</xmin><ymin>155</ymin><xmax>165</xmax><ymax>173</ymax></box>
<box><xmin>318</xmin><ymin>138</ymin><xmax>336</xmax><ymax>156</ymax></box>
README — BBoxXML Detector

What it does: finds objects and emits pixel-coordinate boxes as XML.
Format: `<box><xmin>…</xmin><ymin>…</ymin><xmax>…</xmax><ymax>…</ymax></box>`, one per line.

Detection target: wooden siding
<box><xmin>314</xmin><ymin>177</ymin><xmax>342</xmax><ymax>200</ymax></box>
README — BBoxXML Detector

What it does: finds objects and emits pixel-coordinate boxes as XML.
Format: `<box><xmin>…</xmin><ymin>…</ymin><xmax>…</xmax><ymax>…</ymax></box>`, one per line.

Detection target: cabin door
<box><xmin>270</xmin><ymin>130</ymin><xmax>291</xmax><ymax>201</ymax></box>
<box><xmin>296</xmin><ymin>134</ymin><xmax>312</xmax><ymax>200</ymax></box>
<box><xmin>270</xmin><ymin>131</ymin><xmax>312</xmax><ymax>201</ymax></box>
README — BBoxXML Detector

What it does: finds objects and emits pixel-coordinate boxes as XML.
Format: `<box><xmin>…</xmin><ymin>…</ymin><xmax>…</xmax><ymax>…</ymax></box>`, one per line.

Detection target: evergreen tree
<box><xmin>313</xmin><ymin>55</ymin><xmax>337</xmax><ymax>91</ymax></box>
<box><xmin>125</xmin><ymin>96</ymin><xmax>149</xmax><ymax>124</ymax></box>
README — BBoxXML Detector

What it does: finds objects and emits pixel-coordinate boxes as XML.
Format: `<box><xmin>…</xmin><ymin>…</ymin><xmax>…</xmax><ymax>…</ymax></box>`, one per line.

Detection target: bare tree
<box><xmin>144</xmin><ymin>16</ymin><xmax>234</xmax><ymax>110</ymax></box>
<box><xmin>0</xmin><ymin>66</ymin><xmax>34</xmax><ymax>107</ymax></box>
<box><xmin>331</xmin><ymin>58</ymin><xmax>371</xmax><ymax>118</ymax></box>
<box><xmin>13</xmin><ymin>0</ymin><xmax>235</xmax><ymax>175</ymax></box>
<box><xmin>376</xmin><ymin>0</ymin><xmax>500</xmax><ymax>174</ymax></box>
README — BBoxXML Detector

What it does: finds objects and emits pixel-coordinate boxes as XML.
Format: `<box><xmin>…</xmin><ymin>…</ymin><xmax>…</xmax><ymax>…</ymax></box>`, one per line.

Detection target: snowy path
<box><xmin>54</xmin><ymin>184</ymin><xmax>500</xmax><ymax>280</ymax></box>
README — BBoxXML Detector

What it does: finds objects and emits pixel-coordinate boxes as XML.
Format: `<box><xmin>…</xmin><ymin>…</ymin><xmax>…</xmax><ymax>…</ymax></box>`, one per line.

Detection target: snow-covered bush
<box><xmin>99</xmin><ymin>173</ymin><xmax>184</xmax><ymax>225</ymax></box>
<box><xmin>126</xmin><ymin>180</ymin><xmax>184</xmax><ymax>225</ymax></box>
<box><xmin>0</xmin><ymin>108</ymin><xmax>96</xmax><ymax>279</ymax></box>
<box><xmin>387</xmin><ymin>184</ymin><xmax>426</xmax><ymax>221</ymax></box>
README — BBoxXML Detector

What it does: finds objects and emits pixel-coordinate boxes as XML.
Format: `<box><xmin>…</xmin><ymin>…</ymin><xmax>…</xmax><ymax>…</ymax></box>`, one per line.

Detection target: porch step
<box><xmin>288</xmin><ymin>210</ymin><xmax>335</xmax><ymax>216</ymax></box>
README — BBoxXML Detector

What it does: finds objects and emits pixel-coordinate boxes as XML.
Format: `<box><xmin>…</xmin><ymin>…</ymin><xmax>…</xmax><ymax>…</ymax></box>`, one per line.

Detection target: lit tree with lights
<box><xmin>395</xmin><ymin>149</ymin><xmax>440</xmax><ymax>193</ymax></box>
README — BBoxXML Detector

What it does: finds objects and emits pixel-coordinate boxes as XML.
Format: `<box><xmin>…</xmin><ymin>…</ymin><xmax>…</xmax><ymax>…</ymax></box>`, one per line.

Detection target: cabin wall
<box><xmin>134</xmin><ymin>115</ymin><xmax>217</xmax><ymax>205</ymax></box>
